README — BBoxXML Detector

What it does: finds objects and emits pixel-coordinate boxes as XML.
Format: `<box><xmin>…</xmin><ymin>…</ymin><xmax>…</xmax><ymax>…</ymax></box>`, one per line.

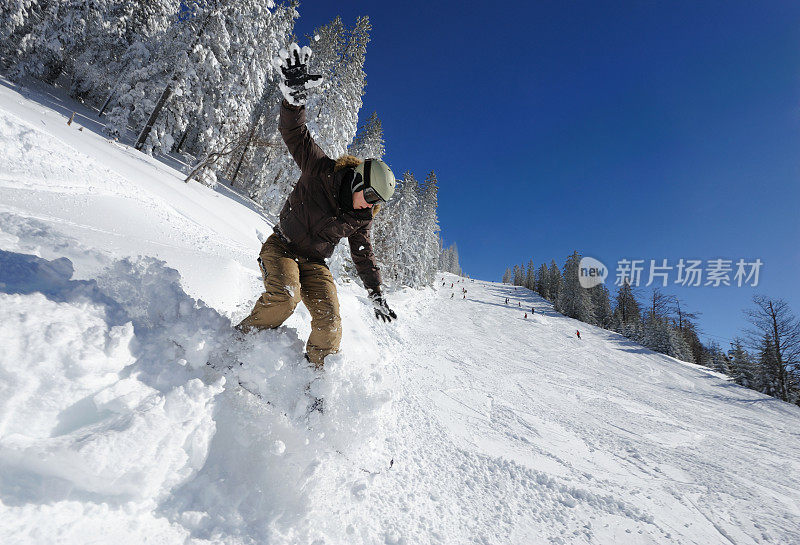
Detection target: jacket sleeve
<box><xmin>348</xmin><ymin>223</ymin><xmax>382</xmax><ymax>292</ymax></box>
<box><xmin>279</xmin><ymin>99</ymin><xmax>328</xmax><ymax>176</ymax></box>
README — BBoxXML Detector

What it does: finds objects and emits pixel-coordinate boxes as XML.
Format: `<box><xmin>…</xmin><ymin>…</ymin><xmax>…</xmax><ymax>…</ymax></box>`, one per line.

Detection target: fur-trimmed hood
<box><xmin>334</xmin><ymin>154</ymin><xmax>362</xmax><ymax>172</ymax></box>
<box><xmin>334</xmin><ymin>155</ymin><xmax>380</xmax><ymax>217</ymax></box>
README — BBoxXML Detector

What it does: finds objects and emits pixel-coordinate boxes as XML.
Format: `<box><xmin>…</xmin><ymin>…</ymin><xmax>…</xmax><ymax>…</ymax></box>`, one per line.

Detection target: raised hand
<box><xmin>273</xmin><ymin>43</ymin><xmax>323</xmax><ymax>106</ymax></box>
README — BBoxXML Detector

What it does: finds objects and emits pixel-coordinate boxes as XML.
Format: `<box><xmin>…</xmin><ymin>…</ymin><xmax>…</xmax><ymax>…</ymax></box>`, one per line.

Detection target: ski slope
<box><xmin>1</xmin><ymin>79</ymin><xmax>799</xmax><ymax>545</ymax></box>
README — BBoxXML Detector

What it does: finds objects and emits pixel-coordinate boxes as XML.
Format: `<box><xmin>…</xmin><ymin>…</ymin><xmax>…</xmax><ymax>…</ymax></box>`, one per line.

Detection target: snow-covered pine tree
<box><xmin>745</xmin><ymin>296</ymin><xmax>800</xmax><ymax>403</ymax></box>
<box><xmin>637</xmin><ymin>291</ymin><xmax>693</xmax><ymax>361</ymax></box>
<box><xmin>640</xmin><ymin>288</ymin><xmax>673</xmax><ymax>352</ymax></box>
<box><xmin>590</xmin><ymin>284</ymin><xmax>613</xmax><ymax>329</ymax></box>
<box><xmin>502</xmin><ymin>268</ymin><xmax>512</xmax><ymax>284</ymax></box>
<box><xmin>641</xmin><ymin>313</ymin><xmax>672</xmax><ymax>354</ymax></box>
<box><xmin>0</xmin><ymin>0</ymin><xmax>47</xmax><ymax>66</ymax></box>
<box><xmin>729</xmin><ymin>338</ymin><xmax>755</xmax><ymax>388</ymax></box>
<box><xmin>667</xmin><ymin>327</ymin><xmax>694</xmax><ymax>362</ymax></box>
<box><xmin>417</xmin><ymin>170</ymin><xmax>442</xmax><ymax>285</ymax></box>
<box><xmin>72</xmin><ymin>1</ymin><xmax>176</xmax><ymax>106</ymax></box>
<box><xmin>558</xmin><ymin>251</ymin><xmax>594</xmax><ymax>322</ymax></box>
<box><xmin>443</xmin><ymin>244</ymin><xmax>462</xmax><ymax>275</ymax></box>
<box><xmin>705</xmin><ymin>342</ymin><xmax>730</xmax><ymax>375</ymax></box>
<box><xmin>754</xmin><ymin>333</ymin><xmax>780</xmax><ymax>397</ymax></box>
<box><xmin>512</xmin><ymin>265</ymin><xmax>523</xmax><ymax>287</ymax></box>
<box><xmin>372</xmin><ymin>171</ymin><xmax>421</xmax><ymax>287</ymax></box>
<box><xmin>612</xmin><ymin>279</ymin><xmax>642</xmax><ymax>332</ymax></box>
<box><xmin>105</xmin><ymin>1</ymin><xmax>208</xmax><ymax>141</ymax></box>
<box><xmin>305</xmin><ymin>15</ymin><xmax>369</xmax><ymax>159</ymax></box>
<box><xmin>453</xmin><ymin>247</ymin><xmax>463</xmax><ymax>276</ymax></box>
<box><xmin>525</xmin><ymin>260</ymin><xmax>536</xmax><ymax>291</ymax></box>
<box><xmin>99</xmin><ymin>1</ymin><xmax>178</xmax><ymax>132</ymax></box>
<box><xmin>6</xmin><ymin>0</ymin><xmax>114</xmax><ymax>85</ymax></box>
<box><xmin>672</xmin><ymin>297</ymin><xmax>701</xmax><ymax>363</ymax></box>
<box><xmin>348</xmin><ymin>111</ymin><xmax>384</xmax><ymax>159</ymax></box>
<box><xmin>106</xmin><ymin>0</ymin><xmax>291</xmax><ymax>164</ymax></box>
<box><xmin>438</xmin><ymin>242</ymin><xmax>448</xmax><ymax>272</ymax></box>
<box><xmin>536</xmin><ymin>263</ymin><xmax>549</xmax><ymax>299</ymax></box>
<box><xmin>548</xmin><ymin>260</ymin><xmax>562</xmax><ymax>306</ymax></box>
<box><xmin>366</xmin><ymin>168</ymin><xmax>437</xmax><ymax>288</ymax></box>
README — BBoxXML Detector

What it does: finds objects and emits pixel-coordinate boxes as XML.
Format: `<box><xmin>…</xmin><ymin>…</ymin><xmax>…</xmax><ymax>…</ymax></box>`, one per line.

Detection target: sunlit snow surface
<box><xmin>1</xmin><ymin>79</ymin><xmax>799</xmax><ymax>544</ymax></box>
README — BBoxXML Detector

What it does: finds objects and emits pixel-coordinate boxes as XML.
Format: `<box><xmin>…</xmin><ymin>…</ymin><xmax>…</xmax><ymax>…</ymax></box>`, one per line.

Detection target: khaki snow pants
<box><xmin>237</xmin><ymin>234</ymin><xmax>341</xmax><ymax>367</ymax></box>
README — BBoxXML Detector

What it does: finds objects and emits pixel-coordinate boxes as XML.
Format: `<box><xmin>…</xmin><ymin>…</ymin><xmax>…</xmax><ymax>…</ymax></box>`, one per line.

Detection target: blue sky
<box><xmin>294</xmin><ymin>1</ymin><xmax>800</xmax><ymax>347</ymax></box>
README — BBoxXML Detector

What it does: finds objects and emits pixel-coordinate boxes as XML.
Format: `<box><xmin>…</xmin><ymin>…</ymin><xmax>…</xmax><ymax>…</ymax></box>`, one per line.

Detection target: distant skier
<box><xmin>576</xmin><ymin>330</ymin><xmax>581</xmax><ymax>339</ymax></box>
<box><xmin>524</xmin><ymin>313</ymin><xmax>527</xmax><ymax>319</ymax></box>
<box><xmin>451</xmin><ymin>293</ymin><xmax>454</xmax><ymax>299</ymax></box>
<box><xmin>518</xmin><ymin>301</ymin><xmax>521</xmax><ymax>307</ymax></box>
<box><xmin>238</xmin><ymin>43</ymin><xmax>397</xmax><ymax>373</ymax></box>
<box><xmin>531</xmin><ymin>307</ymin><xmax>534</xmax><ymax>314</ymax></box>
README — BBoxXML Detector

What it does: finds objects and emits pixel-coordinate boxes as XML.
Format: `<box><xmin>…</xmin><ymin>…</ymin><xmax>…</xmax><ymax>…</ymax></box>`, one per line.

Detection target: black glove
<box><xmin>273</xmin><ymin>43</ymin><xmax>322</xmax><ymax>106</ymax></box>
<box><xmin>369</xmin><ymin>290</ymin><xmax>397</xmax><ymax>323</ymax></box>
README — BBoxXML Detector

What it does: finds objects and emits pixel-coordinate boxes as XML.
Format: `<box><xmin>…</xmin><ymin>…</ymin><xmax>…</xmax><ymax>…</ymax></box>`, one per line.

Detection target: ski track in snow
<box><xmin>1</xmin><ymin>79</ymin><xmax>800</xmax><ymax>544</ymax></box>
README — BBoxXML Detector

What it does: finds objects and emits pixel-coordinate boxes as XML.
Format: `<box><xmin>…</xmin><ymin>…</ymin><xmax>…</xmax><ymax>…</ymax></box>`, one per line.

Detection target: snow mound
<box><xmin>0</xmin><ymin>225</ymin><xmax>392</xmax><ymax>543</ymax></box>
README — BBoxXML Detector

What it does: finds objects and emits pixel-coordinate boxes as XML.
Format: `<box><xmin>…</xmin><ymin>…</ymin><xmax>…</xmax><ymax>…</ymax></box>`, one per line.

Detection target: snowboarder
<box><xmin>237</xmin><ymin>43</ymin><xmax>397</xmax><ymax>369</ymax></box>
<box><xmin>576</xmin><ymin>330</ymin><xmax>581</xmax><ymax>339</ymax></box>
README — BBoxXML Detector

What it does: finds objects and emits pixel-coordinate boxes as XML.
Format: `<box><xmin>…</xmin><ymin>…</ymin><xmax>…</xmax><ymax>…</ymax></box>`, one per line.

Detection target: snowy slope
<box><xmin>1</xmin><ymin>79</ymin><xmax>799</xmax><ymax>545</ymax></box>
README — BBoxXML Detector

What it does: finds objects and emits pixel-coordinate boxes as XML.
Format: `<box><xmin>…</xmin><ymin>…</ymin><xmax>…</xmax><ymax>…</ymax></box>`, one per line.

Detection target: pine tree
<box><xmin>440</xmin><ymin>243</ymin><xmax>461</xmax><ymax>275</ymax></box>
<box><xmin>512</xmin><ymin>265</ymin><xmax>523</xmax><ymax>287</ymax></box>
<box><xmin>525</xmin><ymin>260</ymin><xmax>536</xmax><ymax>291</ymax></box>
<box><xmin>558</xmin><ymin>251</ymin><xmax>594</xmax><ymax>322</ymax></box>
<box><xmin>106</xmin><ymin>1</ymin><xmax>293</xmax><ymax>163</ymax></box>
<box><xmin>729</xmin><ymin>338</ymin><xmax>755</xmax><ymax>388</ymax></box>
<box><xmin>0</xmin><ymin>0</ymin><xmax>43</xmax><ymax>55</ymax></box>
<box><xmin>641</xmin><ymin>314</ymin><xmax>672</xmax><ymax>354</ymax></box>
<box><xmin>667</xmin><ymin>327</ymin><xmax>694</xmax><ymax>362</ymax></box>
<box><xmin>548</xmin><ymin>260</ymin><xmax>562</xmax><ymax>306</ymax></box>
<box><xmin>536</xmin><ymin>263</ymin><xmax>549</xmax><ymax>299</ymax></box>
<box><xmin>745</xmin><ymin>296</ymin><xmax>800</xmax><ymax>403</ymax></box>
<box><xmin>673</xmin><ymin>297</ymin><xmax>701</xmax><ymax>364</ymax></box>
<box><xmin>502</xmin><ymin>267</ymin><xmax>512</xmax><ymax>284</ymax></box>
<box><xmin>305</xmin><ymin>15</ymin><xmax>369</xmax><ymax>159</ymax></box>
<box><xmin>7</xmin><ymin>0</ymin><xmax>104</xmax><ymax>84</ymax></box>
<box><xmin>348</xmin><ymin>111</ymin><xmax>384</xmax><ymax>159</ymax></box>
<box><xmin>417</xmin><ymin>170</ymin><xmax>441</xmax><ymax>285</ymax></box>
<box><xmin>372</xmin><ymin>171</ymin><xmax>421</xmax><ymax>287</ymax></box>
<box><xmin>590</xmin><ymin>284</ymin><xmax>613</xmax><ymax>329</ymax></box>
<box><xmin>754</xmin><ymin>333</ymin><xmax>780</xmax><ymax>397</ymax></box>
<box><xmin>705</xmin><ymin>342</ymin><xmax>730</xmax><ymax>375</ymax></box>
<box><xmin>612</xmin><ymin>280</ymin><xmax>641</xmax><ymax>330</ymax></box>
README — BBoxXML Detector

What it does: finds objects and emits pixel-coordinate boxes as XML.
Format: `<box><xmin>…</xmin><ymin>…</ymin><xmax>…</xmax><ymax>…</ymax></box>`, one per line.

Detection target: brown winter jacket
<box><xmin>274</xmin><ymin>100</ymin><xmax>382</xmax><ymax>292</ymax></box>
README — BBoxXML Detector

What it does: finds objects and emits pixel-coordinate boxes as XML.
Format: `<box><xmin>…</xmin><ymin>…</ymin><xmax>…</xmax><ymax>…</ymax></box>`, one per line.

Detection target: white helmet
<box><xmin>354</xmin><ymin>159</ymin><xmax>396</xmax><ymax>203</ymax></box>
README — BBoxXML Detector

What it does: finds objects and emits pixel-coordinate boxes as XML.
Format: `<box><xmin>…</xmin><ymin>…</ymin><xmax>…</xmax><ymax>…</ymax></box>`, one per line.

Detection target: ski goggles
<box><xmin>362</xmin><ymin>185</ymin><xmax>385</xmax><ymax>204</ymax></box>
<box><xmin>352</xmin><ymin>159</ymin><xmax>386</xmax><ymax>204</ymax></box>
